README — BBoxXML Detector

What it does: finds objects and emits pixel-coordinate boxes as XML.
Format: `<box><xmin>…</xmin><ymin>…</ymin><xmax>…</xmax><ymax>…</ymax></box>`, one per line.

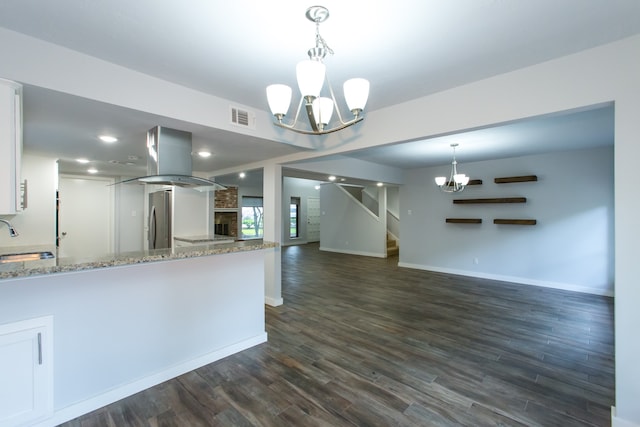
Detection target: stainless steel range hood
<box><xmin>118</xmin><ymin>126</ymin><xmax>226</xmax><ymax>190</ymax></box>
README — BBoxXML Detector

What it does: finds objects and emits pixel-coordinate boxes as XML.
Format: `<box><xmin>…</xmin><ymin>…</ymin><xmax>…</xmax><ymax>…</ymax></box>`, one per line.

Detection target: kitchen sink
<box><xmin>0</xmin><ymin>251</ymin><xmax>55</xmax><ymax>263</ymax></box>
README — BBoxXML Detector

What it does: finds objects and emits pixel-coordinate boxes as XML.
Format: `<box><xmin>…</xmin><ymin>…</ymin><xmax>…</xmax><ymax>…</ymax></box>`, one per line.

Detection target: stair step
<box><xmin>386</xmin><ymin>234</ymin><xmax>398</xmax><ymax>256</ymax></box>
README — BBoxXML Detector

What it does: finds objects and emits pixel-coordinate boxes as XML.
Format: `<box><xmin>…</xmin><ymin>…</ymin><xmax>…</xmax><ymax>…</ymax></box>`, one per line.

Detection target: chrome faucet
<box><xmin>0</xmin><ymin>219</ymin><xmax>18</xmax><ymax>237</ymax></box>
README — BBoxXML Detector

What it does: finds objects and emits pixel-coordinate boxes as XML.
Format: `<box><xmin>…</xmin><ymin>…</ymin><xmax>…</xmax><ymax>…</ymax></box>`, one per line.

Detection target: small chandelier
<box><xmin>266</xmin><ymin>6</ymin><xmax>370</xmax><ymax>135</ymax></box>
<box><xmin>435</xmin><ymin>143</ymin><xmax>470</xmax><ymax>193</ymax></box>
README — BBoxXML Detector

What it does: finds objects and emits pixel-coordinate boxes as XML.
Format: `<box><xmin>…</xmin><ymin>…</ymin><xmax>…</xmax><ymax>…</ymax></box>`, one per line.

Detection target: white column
<box><xmin>613</xmin><ymin>96</ymin><xmax>640</xmax><ymax>427</ymax></box>
<box><xmin>262</xmin><ymin>163</ymin><xmax>283</xmax><ymax>306</ymax></box>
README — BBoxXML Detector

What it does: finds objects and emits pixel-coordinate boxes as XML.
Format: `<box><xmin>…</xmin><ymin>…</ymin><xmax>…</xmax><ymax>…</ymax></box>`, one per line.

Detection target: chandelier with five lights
<box><xmin>266</xmin><ymin>6</ymin><xmax>370</xmax><ymax>135</ymax></box>
<box><xmin>435</xmin><ymin>143</ymin><xmax>470</xmax><ymax>193</ymax></box>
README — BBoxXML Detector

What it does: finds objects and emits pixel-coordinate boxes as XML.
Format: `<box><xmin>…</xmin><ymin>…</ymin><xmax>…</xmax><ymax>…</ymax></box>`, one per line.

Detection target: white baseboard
<box><xmin>612</xmin><ymin>407</ymin><xmax>640</xmax><ymax>427</ymax></box>
<box><xmin>398</xmin><ymin>262</ymin><xmax>614</xmax><ymax>297</ymax></box>
<box><xmin>37</xmin><ymin>333</ymin><xmax>268</xmax><ymax>427</ymax></box>
<box><xmin>319</xmin><ymin>246</ymin><xmax>386</xmax><ymax>258</ymax></box>
<box><xmin>265</xmin><ymin>296</ymin><xmax>284</xmax><ymax>306</ymax></box>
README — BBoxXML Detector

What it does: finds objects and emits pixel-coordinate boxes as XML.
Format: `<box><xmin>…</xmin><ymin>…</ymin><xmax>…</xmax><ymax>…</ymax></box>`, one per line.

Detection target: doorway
<box><xmin>58</xmin><ymin>175</ymin><xmax>114</xmax><ymax>258</ymax></box>
<box><xmin>307</xmin><ymin>197</ymin><xmax>320</xmax><ymax>242</ymax></box>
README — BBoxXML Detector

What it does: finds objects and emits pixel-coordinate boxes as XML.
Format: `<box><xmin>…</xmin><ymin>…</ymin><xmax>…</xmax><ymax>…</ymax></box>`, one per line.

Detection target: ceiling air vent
<box><xmin>230</xmin><ymin>106</ymin><xmax>255</xmax><ymax>129</ymax></box>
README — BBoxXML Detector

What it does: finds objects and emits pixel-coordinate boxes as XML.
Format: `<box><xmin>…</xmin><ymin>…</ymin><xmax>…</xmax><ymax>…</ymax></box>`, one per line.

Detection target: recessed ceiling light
<box><xmin>76</xmin><ymin>158</ymin><xmax>90</xmax><ymax>164</ymax></box>
<box><xmin>99</xmin><ymin>135</ymin><xmax>118</xmax><ymax>143</ymax></box>
<box><xmin>87</xmin><ymin>168</ymin><xmax>98</xmax><ymax>174</ymax></box>
<box><xmin>239</xmin><ymin>172</ymin><xmax>246</xmax><ymax>178</ymax></box>
<box><xmin>197</xmin><ymin>151</ymin><xmax>212</xmax><ymax>158</ymax></box>
<box><xmin>328</xmin><ymin>175</ymin><xmax>336</xmax><ymax>181</ymax></box>
<box><xmin>377</xmin><ymin>182</ymin><xmax>384</xmax><ymax>187</ymax></box>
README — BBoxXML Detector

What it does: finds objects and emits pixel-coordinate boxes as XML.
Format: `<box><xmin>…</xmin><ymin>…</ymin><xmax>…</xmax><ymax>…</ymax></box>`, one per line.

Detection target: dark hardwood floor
<box><xmin>61</xmin><ymin>243</ymin><xmax>614</xmax><ymax>426</ymax></box>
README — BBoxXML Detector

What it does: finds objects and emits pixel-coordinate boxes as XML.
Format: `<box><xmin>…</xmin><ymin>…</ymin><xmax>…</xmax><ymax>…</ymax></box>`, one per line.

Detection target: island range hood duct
<box><xmin>118</xmin><ymin>126</ymin><xmax>226</xmax><ymax>190</ymax></box>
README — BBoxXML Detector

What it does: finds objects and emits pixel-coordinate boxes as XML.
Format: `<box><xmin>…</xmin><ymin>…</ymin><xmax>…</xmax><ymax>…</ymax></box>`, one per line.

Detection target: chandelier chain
<box><xmin>315</xmin><ymin>21</ymin><xmax>334</xmax><ymax>56</ymax></box>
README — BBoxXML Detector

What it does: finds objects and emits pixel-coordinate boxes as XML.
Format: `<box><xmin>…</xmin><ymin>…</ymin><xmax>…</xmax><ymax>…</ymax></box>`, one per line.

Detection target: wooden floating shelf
<box><xmin>446</xmin><ymin>218</ymin><xmax>482</xmax><ymax>224</ymax></box>
<box><xmin>453</xmin><ymin>197</ymin><xmax>526</xmax><ymax>204</ymax></box>
<box><xmin>494</xmin><ymin>175</ymin><xmax>538</xmax><ymax>184</ymax></box>
<box><xmin>494</xmin><ymin>219</ymin><xmax>537</xmax><ymax>225</ymax></box>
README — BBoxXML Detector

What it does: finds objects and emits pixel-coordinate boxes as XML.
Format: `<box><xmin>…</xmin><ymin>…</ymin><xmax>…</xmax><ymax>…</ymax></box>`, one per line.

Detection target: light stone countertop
<box><xmin>173</xmin><ymin>234</ymin><xmax>235</xmax><ymax>243</ymax></box>
<box><xmin>0</xmin><ymin>239</ymin><xmax>277</xmax><ymax>281</ymax></box>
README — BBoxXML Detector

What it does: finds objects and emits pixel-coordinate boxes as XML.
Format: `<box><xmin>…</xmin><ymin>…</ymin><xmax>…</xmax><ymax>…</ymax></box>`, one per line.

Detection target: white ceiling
<box><xmin>0</xmin><ymin>0</ymin><xmax>637</xmax><ymax>183</ymax></box>
<box><xmin>21</xmin><ymin>85</ymin><xmax>304</xmax><ymax>177</ymax></box>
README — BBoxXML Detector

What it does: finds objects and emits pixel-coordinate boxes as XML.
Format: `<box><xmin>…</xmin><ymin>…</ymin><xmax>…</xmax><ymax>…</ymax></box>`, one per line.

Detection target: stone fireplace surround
<box><xmin>213</xmin><ymin>187</ymin><xmax>239</xmax><ymax>238</ymax></box>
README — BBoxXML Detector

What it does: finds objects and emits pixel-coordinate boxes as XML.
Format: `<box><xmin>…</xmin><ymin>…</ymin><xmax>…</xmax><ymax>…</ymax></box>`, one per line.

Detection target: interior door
<box><xmin>306</xmin><ymin>197</ymin><xmax>320</xmax><ymax>242</ymax></box>
<box><xmin>58</xmin><ymin>176</ymin><xmax>114</xmax><ymax>259</ymax></box>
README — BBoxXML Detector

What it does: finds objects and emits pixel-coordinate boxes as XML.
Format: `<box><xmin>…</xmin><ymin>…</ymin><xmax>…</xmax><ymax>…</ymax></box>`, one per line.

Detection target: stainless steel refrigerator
<box><xmin>148</xmin><ymin>189</ymin><xmax>172</xmax><ymax>249</ymax></box>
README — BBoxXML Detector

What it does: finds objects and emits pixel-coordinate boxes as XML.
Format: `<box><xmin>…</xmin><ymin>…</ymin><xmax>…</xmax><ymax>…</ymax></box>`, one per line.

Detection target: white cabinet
<box><xmin>0</xmin><ymin>316</ymin><xmax>53</xmax><ymax>427</ymax></box>
<box><xmin>0</xmin><ymin>79</ymin><xmax>23</xmax><ymax>215</ymax></box>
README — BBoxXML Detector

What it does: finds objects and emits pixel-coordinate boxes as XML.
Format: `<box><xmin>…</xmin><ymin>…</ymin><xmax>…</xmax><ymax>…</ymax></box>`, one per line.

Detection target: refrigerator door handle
<box><xmin>149</xmin><ymin>205</ymin><xmax>156</xmax><ymax>249</ymax></box>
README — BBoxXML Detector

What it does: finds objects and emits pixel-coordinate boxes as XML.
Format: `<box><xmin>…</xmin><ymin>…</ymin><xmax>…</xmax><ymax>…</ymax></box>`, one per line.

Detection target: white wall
<box><xmin>282</xmin><ymin>176</ymin><xmax>323</xmax><ymax>246</ymax></box>
<box><xmin>0</xmin><ymin>154</ymin><xmax>57</xmax><ymax>248</ymax></box>
<box><xmin>387</xmin><ymin>186</ymin><xmax>400</xmax><ymax>218</ymax></box>
<box><xmin>400</xmin><ymin>146</ymin><xmax>614</xmax><ymax>296</ymax></box>
<box><xmin>361</xmin><ymin>186</ymin><xmax>379</xmax><ymax>215</ymax></box>
<box><xmin>114</xmin><ymin>182</ymin><xmax>144</xmax><ymax>252</ymax></box>
<box><xmin>320</xmin><ymin>183</ymin><xmax>386</xmax><ymax>257</ymax></box>
<box><xmin>386</xmin><ymin>186</ymin><xmax>400</xmax><ymax>240</ymax></box>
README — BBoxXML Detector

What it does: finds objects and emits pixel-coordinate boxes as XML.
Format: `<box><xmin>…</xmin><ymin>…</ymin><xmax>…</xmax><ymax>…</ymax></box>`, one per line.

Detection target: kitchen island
<box><xmin>0</xmin><ymin>240</ymin><xmax>276</xmax><ymax>426</ymax></box>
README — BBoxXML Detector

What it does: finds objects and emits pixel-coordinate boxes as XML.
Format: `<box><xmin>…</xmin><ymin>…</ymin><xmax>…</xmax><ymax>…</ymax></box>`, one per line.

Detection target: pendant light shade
<box><xmin>435</xmin><ymin>176</ymin><xmax>447</xmax><ymax>186</ymax></box>
<box><xmin>266</xmin><ymin>84</ymin><xmax>292</xmax><ymax>117</ymax></box>
<box><xmin>344</xmin><ymin>78</ymin><xmax>370</xmax><ymax>113</ymax></box>
<box><xmin>296</xmin><ymin>60</ymin><xmax>326</xmax><ymax>98</ymax></box>
<box><xmin>312</xmin><ymin>97</ymin><xmax>334</xmax><ymax>128</ymax></box>
<box><xmin>453</xmin><ymin>174</ymin><xmax>470</xmax><ymax>185</ymax></box>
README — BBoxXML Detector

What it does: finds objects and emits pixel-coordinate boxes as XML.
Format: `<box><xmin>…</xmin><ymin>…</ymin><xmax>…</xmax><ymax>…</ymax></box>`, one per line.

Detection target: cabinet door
<box><xmin>0</xmin><ymin>79</ymin><xmax>23</xmax><ymax>215</ymax></box>
<box><xmin>0</xmin><ymin>317</ymin><xmax>53</xmax><ymax>427</ymax></box>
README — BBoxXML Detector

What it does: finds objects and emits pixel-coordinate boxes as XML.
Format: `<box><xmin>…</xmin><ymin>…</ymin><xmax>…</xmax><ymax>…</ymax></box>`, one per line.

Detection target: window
<box><xmin>290</xmin><ymin>197</ymin><xmax>300</xmax><ymax>238</ymax></box>
<box><xmin>241</xmin><ymin>196</ymin><xmax>263</xmax><ymax>239</ymax></box>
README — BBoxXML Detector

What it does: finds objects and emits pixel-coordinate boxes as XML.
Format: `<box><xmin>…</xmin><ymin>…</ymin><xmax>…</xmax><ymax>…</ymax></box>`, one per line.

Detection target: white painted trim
<box><xmin>265</xmin><ymin>296</ymin><xmax>284</xmax><ymax>306</ymax></box>
<box><xmin>35</xmin><ymin>333</ymin><xmax>267</xmax><ymax>427</ymax></box>
<box><xmin>398</xmin><ymin>262</ymin><xmax>614</xmax><ymax>297</ymax></box>
<box><xmin>612</xmin><ymin>407</ymin><xmax>640</xmax><ymax>427</ymax></box>
<box><xmin>320</xmin><ymin>246</ymin><xmax>386</xmax><ymax>258</ymax></box>
<box><xmin>334</xmin><ymin>183</ymin><xmax>380</xmax><ymax>221</ymax></box>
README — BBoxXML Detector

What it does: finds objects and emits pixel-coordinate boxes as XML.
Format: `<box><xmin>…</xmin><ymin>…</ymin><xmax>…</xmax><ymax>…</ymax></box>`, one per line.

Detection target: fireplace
<box><xmin>214</xmin><ymin>212</ymin><xmax>237</xmax><ymax>237</ymax></box>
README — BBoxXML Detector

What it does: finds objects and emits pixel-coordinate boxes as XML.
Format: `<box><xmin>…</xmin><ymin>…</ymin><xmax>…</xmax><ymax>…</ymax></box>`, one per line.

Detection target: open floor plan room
<box><xmin>61</xmin><ymin>243</ymin><xmax>614</xmax><ymax>426</ymax></box>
